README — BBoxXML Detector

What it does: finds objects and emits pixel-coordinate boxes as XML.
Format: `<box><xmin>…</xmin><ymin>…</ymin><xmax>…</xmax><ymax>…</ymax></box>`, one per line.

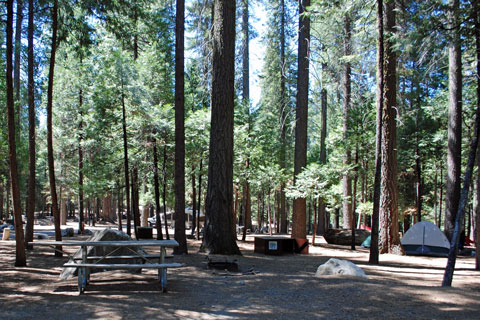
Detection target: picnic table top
<box><xmin>28</xmin><ymin>239</ymin><xmax>179</xmax><ymax>247</ymax></box>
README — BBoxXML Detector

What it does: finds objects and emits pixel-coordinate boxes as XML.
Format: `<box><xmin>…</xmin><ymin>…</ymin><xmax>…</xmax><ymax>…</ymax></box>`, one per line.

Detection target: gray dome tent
<box><xmin>400</xmin><ymin>221</ymin><xmax>450</xmax><ymax>257</ymax></box>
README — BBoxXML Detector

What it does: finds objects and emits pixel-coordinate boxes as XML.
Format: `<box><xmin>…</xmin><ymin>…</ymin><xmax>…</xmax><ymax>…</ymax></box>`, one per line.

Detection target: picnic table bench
<box><xmin>29</xmin><ymin>239</ymin><xmax>182</xmax><ymax>294</ymax></box>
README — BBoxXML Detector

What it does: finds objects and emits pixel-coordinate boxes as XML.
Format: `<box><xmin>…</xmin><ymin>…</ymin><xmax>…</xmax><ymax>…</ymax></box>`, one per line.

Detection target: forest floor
<box><xmin>1</xmin><ymin>222</ymin><xmax>480</xmax><ymax>319</ymax></box>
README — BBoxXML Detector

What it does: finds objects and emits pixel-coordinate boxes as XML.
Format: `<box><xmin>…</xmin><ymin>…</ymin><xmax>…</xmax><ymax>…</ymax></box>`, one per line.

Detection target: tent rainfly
<box><xmin>400</xmin><ymin>221</ymin><xmax>450</xmax><ymax>257</ymax></box>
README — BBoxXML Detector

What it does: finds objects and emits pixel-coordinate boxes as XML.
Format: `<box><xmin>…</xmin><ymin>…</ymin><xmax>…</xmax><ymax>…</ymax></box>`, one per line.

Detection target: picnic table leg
<box><xmin>159</xmin><ymin>268</ymin><xmax>167</xmax><ymax>292</ymax></box>
<box><xmin>159</xmin><ymin>247</ymin><xmax>167</xmax><ymax>292</ymax></box>
<box><xmin>78</xmin><ymin>267</ymin><xmax>87</xmax><ymax>294</ymax></box>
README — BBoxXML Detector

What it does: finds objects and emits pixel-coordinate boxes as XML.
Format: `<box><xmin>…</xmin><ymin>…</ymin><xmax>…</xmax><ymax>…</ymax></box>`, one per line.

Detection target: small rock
<box><xmin>315</xmin><ymin>258</ymin><xmax>367</xmax><ymax>278</ymax></box>
<box><xmin>61</xmin><ymin>228</ymin><xmax>74</xmax><ymax>237</ymax></box>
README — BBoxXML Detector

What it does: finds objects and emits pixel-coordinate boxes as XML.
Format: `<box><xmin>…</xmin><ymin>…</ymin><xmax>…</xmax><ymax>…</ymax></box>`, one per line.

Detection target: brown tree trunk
<box><xmin>369</xmin><ymin>0</ymin><xmax>383</xmax><ymax>264</ymax></box>
<box><xmin>342</xmin><ymin>13</ymin><xmax>353</xmax><ymax>230</ymax></box>
<box><xmin>201</xmin><ymin>0</ymin><xmax>240</xmax><ymax>255</ymax></box>
<box><xmin>46</xmin><ymin>0</ymin><xmax>62</xmax><ymax>256</ymax></box>
<box><xmin>121</xmin><ymin>79</ymin><xmax>131</xmax><ymax>236</ymax></box>
<box><xmin>197</xmin><ymin>156</ymin><xmax>203</xmax><ymax>239</ymax></box>
<box><xmin>14</xmin><ymin>0</ymin><xmax>23</xmax><ymax>132</ymax></box>
<box><xmin>174</xmin><ymin>0</ymin><xmax>187</xmax><ymax>254</ymax></box>
<box><xmin>117</xmin><ymin>181</ymin><xmax>123</xmax><ymax>231</ymax></box>
<box><xmin>267</xmin><ymin>190</ymin><xmax>273</xmax><ymax>236</ymax></box>
<box><xmin>0</xmin><ymin>184</ymin><xmax>4</xmax><ymax>220</ymax></box>
<box><xmin>445</xmin><ymin>0</ymin><xmax>462</xmax><ymax>242</ymax></box>
<box><xmin>78</xmin><ymin>93</ymin><xmax>85</xmax><ymax>233</ymax></box>
<box><xmin>162</xmin><ymin>144</ymin><xmax>170</xmax><ymax>240</ymax></box>
<box><xmin>473</xmin><ymin>0</ymin><xmax>480</xmax><ymax>271</ymax></box>
<box><xmin>442</xmin><ymin>2</ymin><xmax>480</xmax><ymax>283</ymax></box>
<box><xmin>6</xmin><ymin>0</ymin><xmax>26</xmax><ymax>266</ymax></box>
<box><xmin>241</xmin><ymin>0</ymin><xmax>252</xmax><ymax>238</ymax></box>
<box><xmin>312</xmin><ymin>199</ymin><xmax>317</xmax><ymax>245</ymax></box>
<box><xmin>24</xmin><ymin>0</ymin><xmax>36</xmax><ymax>250</ymax></box>
<box><xmin>379</xmin><ymin>0</ymin><xmax>400</xmax><ymax>254</ymax></box>
<box><xmin>102</xmin><ymin>194</ymin><xmax>113</xmax><ymax>222</ymax></box>
<box><xmin>191</xmin><ymin>165</ymin><xmax>197</xmax><ymax>236</ymax></box>
<box><xmin>415</xmin><ymin>144</ymin><xmax>423</xmax><ymax>222</ymax></box>
<box><xmin>292</xmin><ymin>0</ymin><xmax>310</xmax><ymax>240</ymax></box>
<box><xmin>131</xmin><ymin>167</ymin><xmax>140</xmax><ymax>238</ymax></box>
<box><xmin>153</xmin><ymin>140</ymin><xmax>163</xmax><ymax>240</ymax></box>
<box><xmin>279</xmin><ymin>0</ymin><xmax>288</xmax><ymax>234</ymax></box>
<box><xmin>317</xmin><ymin>89</ymin><xmax>327</xmax><ymax>235</ymax></box>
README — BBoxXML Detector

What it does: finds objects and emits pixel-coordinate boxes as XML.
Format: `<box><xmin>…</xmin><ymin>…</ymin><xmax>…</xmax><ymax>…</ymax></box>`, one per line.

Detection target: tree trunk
<box><xmin>434</xmin><ymin>163</ymin><xmax>438</xmax><ymax>226</ymax></box>
<box><xmin>162</xmin><ymin>144</ymin><xmax>170</xmax><ymax>240</ymax></box>
<box><xmin>117</xmin><ymin>181</ymin><xmax>123</xmax><ymax>231</ymax></box>
<box><xmin>317</xmin><ymin>88</ymin><xmax>327</xmax><ymax>235</ymax></box>
<box><xmin>267</xmin><ymin>190</ymin><xmax>273</xmax><ymax>236</ymax></box>
<box><xmin>121</xmin><ymin>79</ymin><xmax>132</xmax><ymax>236</ymax></box>
<box><xmin>174</xmin><ymin>0</ymin><xmax>187</xmax><ymax>254</ymax></box>
<box><xmin>312</xmin><ymin>199</ymin><xmax>317</xmax><ymax>245</ymax></box>
<box><xmin>46</xmin><ymin>0</ymin><xmax>62</xmax><ymax>256</ymax></box>
<box><xmin>14</xmin><ymin>0</ymin><xmax>23</xmax><ymax>132</ymax></box>
<box><xmin>369</xmin><ymin>0</ymin><xmax>383</xmax><ymax>264</ymax></box>
<box><xmin>24</xmin><ymin>0</ymin><xmax>36</xmax><ymax>250</ymax></box>
<box><xmin>131</xmin><ymin>167</ymin><xmax>140</xmax><ymax>238</ymax></box>
<box><xmin>473</xmin><ymin>0</ymin><xmax>480</xmax><ymax>271</ymax></box>
<box><xmin>241</xmin><ymin>0</ymin><xmax>252</xmax><ymax>238</ymax></box>
<box><xmin>351</xmin><ymin>145</ymin><xmax>359</xmax><ymax>250</ymax></box>
<box><xmin>6</xmin><ymin>0</ymin><xmax>26</xmax><ymax>266</ymax></box>
<box><xmin>201</xmin><ymin>0</ymin><xmax>240</xmax><ymax>255</ymax></box>
<box><xmin>191</xmin><ymin>165</ymin><xmax>197</xmax><ymax>236</ymax></box>
<box><xmin>445</xmin><ymin>0</ymin><xmax>462</xmax><ymax>242</ymax></box>
<box><xmin>0</xmin><ymin>184</ymin><xmax>4</xmax><ymax>220</ymax></box>
<box><xmin>415</xmin><ymin>144</ymin><xmax>423</xmax><ymax>222</ymax></box>
<box><xmin>342</xmin><ymin>13</ymin><xmax>353</xmax><ymax>230</ymax></box>
<box><xmin>197</xmin><ymin>156</ymin><xmax>203</xmax><ymax>239</ymax></box>
<box><xmin>442</xmin><ymin>13</ymin><xmax>480</xmax><ymax>283</ymax></box>
<box><xmin>78</xmin><ymin>90</ymin><xmax>85</xmax><ymax>233</ymax></box>
<box><xmin>279</xmin><ymin>0</ymin><xmax>288</xmax><ymax>234</ymax></box>
<box><xmin>153</xmin><ymin>140</ymin><xmax>163</xmax><ymax>240</ymax></box>
<box><xmin>439</xmin><ymin>163</ymin><xmax>444</xmax><ymax>229</ymax></box>
<box><xmin>379</xmin><ymin>0</ymin><xmax>400</xmax><ymax>254</ymax></box>
<box><xmin>292</xmin><ymin>0</ymin><xmax>310</xmax><ymax>240</ymax></box>
<box><xmin>60</xmin><ymin>197</ymin><xmax>67</xmax><ymax>225</ymax></box>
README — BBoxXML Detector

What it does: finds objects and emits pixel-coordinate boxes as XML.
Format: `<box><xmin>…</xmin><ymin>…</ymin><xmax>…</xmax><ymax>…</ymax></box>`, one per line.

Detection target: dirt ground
<box><xmin>1</xmin><ymin>223</ymin><xmax>480</xmax><ymax>320</ymax></box>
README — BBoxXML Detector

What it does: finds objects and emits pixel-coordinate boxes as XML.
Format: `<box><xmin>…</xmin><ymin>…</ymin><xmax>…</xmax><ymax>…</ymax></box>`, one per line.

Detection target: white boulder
<box><xmin>315</xmin><ymin>258</ymin><xmax>367</xmax><ymax>278</ymax></box>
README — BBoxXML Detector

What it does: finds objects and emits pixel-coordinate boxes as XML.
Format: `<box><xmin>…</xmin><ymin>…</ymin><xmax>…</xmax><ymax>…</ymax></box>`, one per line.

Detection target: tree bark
<box><xmin>415</xmin><ymin>144</ymin><xmax>423</xmax><ymax>222</ymax></box>
<box><xmin>25</xmin><ymin>0</ymin><xmax>35</xmax><ymax>250</ymax></box>
<box><xmin>369</xmin><ymin>0</ymin><xmax>383</xmax><ymax>264</ymax></box>
<box><xmin>292</xmin><ymin>0</ymin><xmax>310</xmax><ymax>240</ymax></box>
<box><xmin>241</xmin><ymin>0</ymin><xmax>252</xmax><ymax>240</ymax></box>
<box><xmin>472</xmin><ymin>0</ymin><xmax>480</xmax><ymax>271</ymax></box>
<box><xmin>279</xmin><ymin>0</ymin><xmax>288</xmax><ymax>234</ymax></box>
<box><xmin>121</xmin><ymin>79</ymin><xmax>131</xmax><ymax>236</ymax></box>
<box><xmin>201</xmin><ymin>0</ymin><xmax>240</xmax><ymax>254</ymax></box>
<box><xmin>0</xmin><ymin>184</ymin><xmax>4</xmax><ymax>220</ymax></box>
<box><xmin>175</xmin><ymin>0</ymin><xmax>187</xmax><ymax>254</ymax></box>
<box><xmin>476</xmin><ymin>143</ymin><xmax>480</xmax><ymax>269</ymax></box>
<box><xmin>442</xmin><ymin>16</ymin><xmax>480</xmax><ymax>283</ymax></box>
<box><xmin>47</xmin><ymin>0</ymin><xmax>62</xmax><ymax>256</ymax></box>
<box><xmin>342</xmin><ymin>13</ymin><xmax>353</xmax><ymax>230</ymax></box>
<box><xmin>445</xmin><ymin>0</ymin><xmax>462</xmax><ymax>242</ymax></box>
<box><xmin>162</xmin><ymin>143</ymin><xmax>170</xmax><ymax>240</ymax></box>
<box><xmin>191</xmin><ymin>165</ymin><xmax>197</xmax><ymax>236</ymax></box>
<box><xmin>78</xmin><ymin>88</ymin><xmax>85</xmax><ymax>234</ymax></box>
<box><xmin>153</xmin><ymin>140</ymin><xmax>163</xmax><ymax>240</ymax></box>
<box><xmin>379</xmin><ymin>0</ymin><xmax>400</xmax><ymax>254</ymax></box>
<box><xmin>317</xmin><ymin>88</ymin><xmax>327</xmax><ymax>235</ymax></box>
<box><xmin>6</xmin><ymin>0</ymin><xmax>26</xmax><ymax>266</ymax></box>
<box><xmin>131</xmin><ymin>167</ymin><xmax>140</xmax><ymax>238</ymax></box>
<box><xmin>197</xmin><ymin>156</ymin><xmax>203</xmax><ymax>239</ymax></box>
<box><xmin>14</xmin><ymin>0</ymin><xmax>23</xmax><ymax>132</ymax></box>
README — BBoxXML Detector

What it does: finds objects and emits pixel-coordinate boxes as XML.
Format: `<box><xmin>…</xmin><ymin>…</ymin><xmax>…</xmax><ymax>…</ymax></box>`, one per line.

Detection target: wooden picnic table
<box><xmin>29</xmin><ymin>239</ymin><xmax>181</xmax><ymax>293</ymax></box>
